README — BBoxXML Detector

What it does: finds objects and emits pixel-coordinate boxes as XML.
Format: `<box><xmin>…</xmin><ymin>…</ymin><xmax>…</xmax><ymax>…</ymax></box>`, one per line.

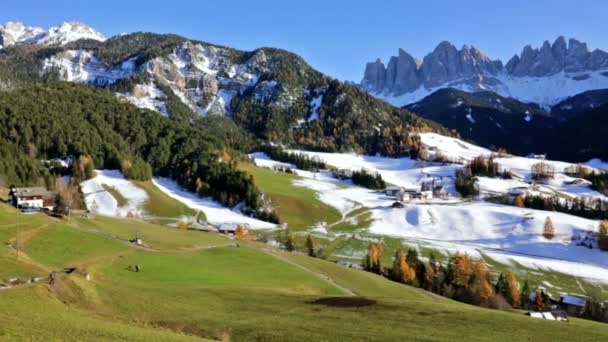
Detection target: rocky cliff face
<box><xmin>361</xmin><ymin>42</ymin><xmax>502</xmax><ymax>95</ymax></box>
<box><xmin>362</xmin><ymin>37</ymin><xmax>608</xmax><ymax>107</ymax></box>
<box><xmin>505</xmin><ymin>37</ymin><xmax>608</xmax><ymax>76</ymax></box>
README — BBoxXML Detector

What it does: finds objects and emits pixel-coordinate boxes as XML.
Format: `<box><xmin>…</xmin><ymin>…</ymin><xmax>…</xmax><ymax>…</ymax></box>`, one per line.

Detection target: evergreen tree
<box><xmin>306</xmin><ymin>234</ymin><xmax>316</xmax><ymax>257</ymax></box>
<box><xmin>53</xmin><ymin>192</ymin><xmax>68</xmax><ymax>217</ymax></box>
<box><xmin>520</xmin><ymin>279</ymin><xmax>530</xmax><ymax>309</ymax></box>
<box><xmin>286</xmin><ymin>231</ymin><xmax>296</xmax><ymax>251</ymax></box>
<box><xmin>495</xmin><ymin>273</ymin><xmax>507</xmax><ymax>297</ymax></box>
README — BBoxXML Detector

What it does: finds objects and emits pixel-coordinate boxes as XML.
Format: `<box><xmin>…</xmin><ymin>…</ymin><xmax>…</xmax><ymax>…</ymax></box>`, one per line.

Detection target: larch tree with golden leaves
<box><xmin>365</xmin><ymin>242</ymin><xmax>384</xmax><ymax>274</ymax></box>
<box><xmin>506</xmin><ymin>272</ymin><xmax>521</xmax><ymax>308</ymax></box>
<box><xmin>513</xmin><ymin>195</ymin><xmax>525</xmax><ymax>208</ymax></box>
<box><xmin>453</xmin><ymin>254</ymin><xmax>473</xmax><ymax>287</ymax></box>
<box><xmin>599</xmin><ymin>221</ymin><xmax>608</xmax><ymax>251</ymax></box>
<box><xmin>543</xmin><ymin>217</ymin><xmax>555</xmax><ymax>240</ymax></box>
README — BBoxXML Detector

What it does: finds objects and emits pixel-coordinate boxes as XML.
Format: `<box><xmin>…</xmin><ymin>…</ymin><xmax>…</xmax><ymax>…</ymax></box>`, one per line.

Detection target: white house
<box><xmin>10</xmin><ymin>187</ymin><xmax>55</xmax><ymax>211</ymax></box>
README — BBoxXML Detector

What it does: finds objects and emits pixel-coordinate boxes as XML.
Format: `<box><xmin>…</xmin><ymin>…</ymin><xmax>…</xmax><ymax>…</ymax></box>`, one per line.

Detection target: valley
<box><xmin>1</xmin><ymin>15</ymin><xmax>608</xmax><ymax>340</ymax></box>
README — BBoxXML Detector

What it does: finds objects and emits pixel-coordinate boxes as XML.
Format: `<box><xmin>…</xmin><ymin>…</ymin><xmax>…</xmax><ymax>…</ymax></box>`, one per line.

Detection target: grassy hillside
<box><xmin>242</xmin><ymin>164</ymin><xmax>341</xmax><ymax>229</ymax></box>
<box><xmin>134</xmin><ymin>180</ymin><xmax>199</xmax><ymax>219</ymax></box>
<box><xmin>2</xmin><ymin>203</ymin><xmax>608</xmax><ymax>341</ymax></box>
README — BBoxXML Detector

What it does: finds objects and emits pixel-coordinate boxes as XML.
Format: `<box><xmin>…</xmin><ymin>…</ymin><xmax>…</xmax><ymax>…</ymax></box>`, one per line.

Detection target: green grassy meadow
<box><xmin>242</xmin><ymin>165</ymin><xmax>341</xmax><ymax>229</ymax></box>
<box><xmin>2</xmin><ymin>203</ymin><xmax>608</xmax><ymax>341</ymax></box>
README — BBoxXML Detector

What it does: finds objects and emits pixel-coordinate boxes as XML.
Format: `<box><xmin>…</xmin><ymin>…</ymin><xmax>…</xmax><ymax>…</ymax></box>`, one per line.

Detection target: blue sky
<box><xmin>2</xmin><ymin>0</ymin><xmax>607</xmax><ymax>81</ymax></box>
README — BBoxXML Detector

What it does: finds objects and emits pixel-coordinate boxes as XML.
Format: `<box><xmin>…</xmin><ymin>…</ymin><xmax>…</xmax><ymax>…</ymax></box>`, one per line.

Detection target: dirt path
<box><xmin>257</xmin><ymin>247</ymin><xmax>357</xmax><ymax>296</ymax></box>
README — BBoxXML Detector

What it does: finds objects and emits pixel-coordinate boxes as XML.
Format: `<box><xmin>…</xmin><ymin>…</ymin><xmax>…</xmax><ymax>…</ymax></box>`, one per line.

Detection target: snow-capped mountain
<box><xmin>0</xmin><ymin>21</ymin><xmax>105</xmax><ymax>49</ymax></box>
<box><xmin>361</xmin><ymin>38</ymin><xmax>608</xmax><ymax>108</ymax></box>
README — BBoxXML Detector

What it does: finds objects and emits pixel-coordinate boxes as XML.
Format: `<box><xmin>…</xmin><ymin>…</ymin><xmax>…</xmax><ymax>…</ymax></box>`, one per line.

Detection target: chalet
<box><xmin>216</xmin><ymin>223</ymin><xmax>249</xmax><ymax>236</ymax></box>
<box><xmin>384</xmin><ymin>186</ymin><xmax>405</xmax><ymax>197</ymax></box>
<box><xmin>408</xmin><ymin>190</ymin><xmax>433</xmax><ymax>200</ymax></box>
<box><xmin>559</xmin><ymin>293</ymin><xmax>588</xmax><ymax>316</ymax></box>
<box><xmin>527</xmin><ymin>153</ymin><xmax>547</xmax><ymax>160</ymax></box>
<box><xmin>396</xmin><ymin>192</ymin><xmax>410</xmax><ymax>202</ymax></box>
<box><xmin>10</xmin><ymin>187</ymin><xmax>55</xmax><ymax>211</ymax></box>
<box><xmin>333</xmin><ymin>168</ymin><xmax>353</xmax><ymax>180</ymax></box>
<box><xmin>336</xmin><ymin>261</ymin><xmax>364</xmax><ymax>270</ymax></box>
<box><xmin>433</xmin><ymin>185</ymin><xmax>448</xmax><ymax>199</ymax></box>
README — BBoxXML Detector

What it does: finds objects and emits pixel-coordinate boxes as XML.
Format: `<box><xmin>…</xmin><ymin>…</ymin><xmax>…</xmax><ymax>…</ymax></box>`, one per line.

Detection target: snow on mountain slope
<box><xmin>117</xmin><ymin>82</ymin><xmax>168</xmax><ymax>115</ymax></box>
<box><xmin>417</xmin><ymin>133</ymin><xmax>491</xmax><ymax>161</ymax></box>
<box><xmin>43</xmin><ymin>50</ymin><xmax>136</xmax><ymax>85</ymax></box>
<box><xmin>0</xmin><ymin>21</ymin><xmax>44</xmax><ymax>48</ymax></box>
<box><xmin>80</xmin><ymin>170</ymin><xmax>148</xmax><ymax>217</ymax></box>
<box><xmin>285</xmin><ymin>148</ymin><xmax>458</xmax><ymax>191</ymax></box>
<box><xmin>43</xmin><ymin>40</ymin><xmax>263</xmax><ymax>116</ymax></box>
<box><xmin>152</xmin><ymin>177</ymin><xmax>276</xmax><ymax>229</ymax></box>
<box><xmin>372</xmin><ymin>70</ymin><xmax>608</xmax><ymax>109</ymax></box>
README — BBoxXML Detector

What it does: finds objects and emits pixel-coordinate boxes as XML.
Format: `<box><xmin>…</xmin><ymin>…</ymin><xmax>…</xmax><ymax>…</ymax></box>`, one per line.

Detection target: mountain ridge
<box><xmin>0</xmin><ymin>21</ymin><xmax>105</xmax><ymax>48</ymax></box>
<box><xmin>361</xmin><ymin>37</ymin><xmax>608</xmax><ymax>107</ymax></box>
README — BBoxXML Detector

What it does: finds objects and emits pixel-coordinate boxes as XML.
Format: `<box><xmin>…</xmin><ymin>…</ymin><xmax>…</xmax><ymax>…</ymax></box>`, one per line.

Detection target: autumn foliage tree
<box><xmin>453</xmin><ymin>254</ymin><xmax>473</xmax><ymax>287</ymax></box>
<box><xmin>472</xmin><ymin>260</ymin><xmax>494</xmax><ymax>305</ymax></box>
<box><xmin>543</xmin><ymin>216</ymin><xmax>555</xmax><ymax>240</ymax></box>
<box><xmin>506</xmin><ymin>272</ymin><xmax>521</xmax><ymax>308</ymax></box>
<box><xmin>54</xmin><ymin>177</ymin><xmax>82</xmax><ymax>216</ymax></box>
<box><xmin>391</xmin><ymin>250</ymin><xmax>416</xmax><ymax>285</ymax></box>
<box><xmin>535</xmin><ymin>290</ymin><xmax>545</xmax><ymax>311</ymax></box>
<box><xmin>513</xmin><ymin>195</ymin><xmax>525</xmax><ymax>208</ymax></box>
<box><xmin>73</xmin><ymin>154</ymin><xmax>95</xmax><ymax>181</ymax></box>
<box><xmin>235</xmin><ymin>226</ymin><xmax>248</xmax><ymax>240</ymax></box>
<box><xmin>599</xmin><ymin>221</ymin><xmax>608</xmax><ymax>251</ymax></box>
<box><xmin>364</xmin><ymin>242</ymin><xmax>384</xmax><ymax>274</ymax></box>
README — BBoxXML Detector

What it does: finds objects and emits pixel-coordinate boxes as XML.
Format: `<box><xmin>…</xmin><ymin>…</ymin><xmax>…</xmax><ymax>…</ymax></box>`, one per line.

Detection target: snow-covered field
<box><xmin>152</xmin><ymin>177</ymin><xmax>276</xmax><ymax>229</ymax></box>
<box><xmin>79</xmin><ymin>169</ymin><xmax>276</xmax><ymax>229</ymax></box>
<box><xmin>251</xmin><ymin>134</ymin><xmax>608</xmax><ymax>283</ymax></box>
<box><xmin>80</xmin><ymin>170</ymin><xmax>148</xmax><ymax>217</ymax></box>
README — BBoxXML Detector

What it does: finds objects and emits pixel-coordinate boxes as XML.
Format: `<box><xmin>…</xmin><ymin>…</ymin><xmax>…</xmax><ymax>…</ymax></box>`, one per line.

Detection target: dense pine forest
<box><xmin>0</xmin><ymin>82</ymin><xmax>271</xmax><ymax>218</ymax></box>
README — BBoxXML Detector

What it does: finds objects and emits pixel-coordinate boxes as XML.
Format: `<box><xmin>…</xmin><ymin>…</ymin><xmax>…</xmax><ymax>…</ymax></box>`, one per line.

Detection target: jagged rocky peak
<box><xmin>40</xmin><ymin>21</ymin><xmax>106</xmax><ymax>45</ymax></box>
<box><xmin>362</xmin><ymin>41</ymin><xmax>501</xmax><ymax>95</ymax></box>
<box><xmin>0</xmin><ymin>21</ymin><xmax>105</xmax><ymax>49</ymax></box>
<box><xmin>506</xmin><ymin>36</ymin><xmax>608</xmax><ymax>76</ymax></box>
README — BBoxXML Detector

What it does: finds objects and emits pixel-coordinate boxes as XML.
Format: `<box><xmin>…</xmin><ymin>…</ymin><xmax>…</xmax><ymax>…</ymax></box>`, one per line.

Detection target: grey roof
<box><xmin>561</xmin><ymin>295</ymin><xmax>587</xmax><ymax>307</ymax></box>
<box><xmin>11</xmin><ymin>187</ymin><xmax>54</xmax><ymax>198</ymax></box>
<box><xmin>217</xmin><ymin>223</ymin><xmax>240</xmax><ymax>231</ymax></box>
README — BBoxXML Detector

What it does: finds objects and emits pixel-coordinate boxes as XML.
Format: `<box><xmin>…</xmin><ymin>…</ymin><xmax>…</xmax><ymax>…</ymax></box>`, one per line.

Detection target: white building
<box><xmin>10</xmin><ymin>187</ymin><xmax>55</xmax><ymax>211</ymax></box>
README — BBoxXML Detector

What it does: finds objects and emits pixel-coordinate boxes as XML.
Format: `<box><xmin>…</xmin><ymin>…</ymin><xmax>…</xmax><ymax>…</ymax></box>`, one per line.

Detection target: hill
<box><xmin>2</xmin><ymin>203</ymin><xmax>608</xmax><ymax>340</ymax></box>
<box><xmin>405</xmin><ymin>88</ymin><xmax>554</xmax><ymax>155</ymax></box>
<box><xmin>0</xmin><ymin>27</ymin><xmax>450</xmax><ymax>156</ymax></box>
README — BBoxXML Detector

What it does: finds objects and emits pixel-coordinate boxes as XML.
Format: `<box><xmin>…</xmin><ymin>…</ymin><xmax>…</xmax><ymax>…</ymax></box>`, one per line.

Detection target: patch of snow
<box><xmin>118</xmin><ymin>81</ymin><xmax>168</xmax><ymax>115</ymax></box>
<box><xmin>43</xmin><ymin>50</ymin><xmax>136</xmax><ymax>85</ymax></box>
<box><xmin>465</xmin><ymin>107</ymin><xmax>475</xmax><ymax>124</ymax></box>
<box><xmin>81</xmin><ymin>170</ymin><xmax>148</xmax><ymax>217</ymax></box>
<box><xmin>152</xmin><ymin>177</ymin><xmax>275</xmax><ymax>229</ymax></box>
